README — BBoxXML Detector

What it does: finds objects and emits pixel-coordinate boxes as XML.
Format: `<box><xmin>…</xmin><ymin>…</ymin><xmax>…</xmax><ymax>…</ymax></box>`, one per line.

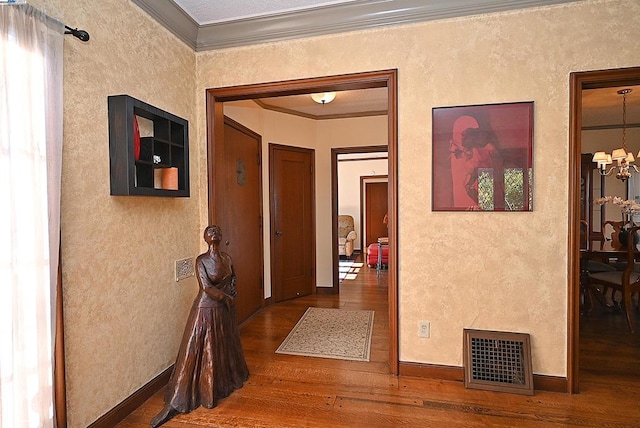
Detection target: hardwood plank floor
<box><xmin>579</xmin><ymin>289</ymin><xmax>640</xmax><ymax>387</ymax></box>
<box><xmin>117</xmin><ymin>255</ymin><xmax>640</xmax><ymax>427</ymax></box>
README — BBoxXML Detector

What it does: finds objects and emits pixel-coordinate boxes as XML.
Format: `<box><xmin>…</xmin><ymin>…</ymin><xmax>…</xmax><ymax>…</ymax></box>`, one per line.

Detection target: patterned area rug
<box><xmin>275</xmin><ymin>307</ymin><xmax>374</xmax><ymax>361</ymax></box>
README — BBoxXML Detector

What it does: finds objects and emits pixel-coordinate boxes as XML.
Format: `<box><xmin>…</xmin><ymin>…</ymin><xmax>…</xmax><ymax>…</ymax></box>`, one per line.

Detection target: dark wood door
<box><xmin>220</xmin><ymin>117</ymin><xmax>264</xmax><ymax>324</ymax></box>
<box><xmin>365</xmin><ymin>181</ymin><xmax>388</xmax><ymax>248</ymax></box>
<box><xmin>270</xmin><ymin>144</ymin><xmax>315</xmax><ymax>302</ymax></box>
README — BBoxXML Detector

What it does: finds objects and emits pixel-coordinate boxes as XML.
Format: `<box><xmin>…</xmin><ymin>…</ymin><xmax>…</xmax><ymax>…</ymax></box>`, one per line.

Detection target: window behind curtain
<box><xmin>0</xmin><ymin>5</ymin><xmax>63</xmax><ymax>427</ymax></box>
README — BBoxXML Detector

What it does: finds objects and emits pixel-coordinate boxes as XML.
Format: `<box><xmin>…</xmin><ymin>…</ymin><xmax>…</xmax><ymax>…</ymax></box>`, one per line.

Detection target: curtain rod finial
<box><xmin>64</xmin><ymin>25</ymin><xmax>89</xmax><ymax>42</ymax></box>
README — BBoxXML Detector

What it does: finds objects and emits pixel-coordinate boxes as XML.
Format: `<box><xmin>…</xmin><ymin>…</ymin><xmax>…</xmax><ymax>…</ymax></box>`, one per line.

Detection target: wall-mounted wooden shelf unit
<box><xmin>108</xmin><ymin>95</ymin><xmax>190</xmax><ymax>197</ymax></box>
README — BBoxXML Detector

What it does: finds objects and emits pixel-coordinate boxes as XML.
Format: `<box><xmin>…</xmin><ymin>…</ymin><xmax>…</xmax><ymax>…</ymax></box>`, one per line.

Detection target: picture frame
<box><xmin>432</xmin><ymin>101</ymin><xmax>534</xmax><ymax>211</ymax></box>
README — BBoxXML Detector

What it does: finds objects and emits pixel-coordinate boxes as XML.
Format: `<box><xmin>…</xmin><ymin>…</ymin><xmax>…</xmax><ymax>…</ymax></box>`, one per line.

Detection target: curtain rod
<box><xmin>1</xmin><ymin>1</ymin><xmax>90</xmax><ymax>42</ymax></box>
<box><xmin>64</xmin><ymin>25</ymin><xmax>89</xmax><ymax>42</ymax></box>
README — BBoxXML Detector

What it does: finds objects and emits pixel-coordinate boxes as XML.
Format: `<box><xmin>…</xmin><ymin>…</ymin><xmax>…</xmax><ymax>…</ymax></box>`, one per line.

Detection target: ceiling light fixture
<box><xmin>311</xmin><ymin>92</ymin><xmax>336</xmax><ymax>104</ymax></box>
<box><xmin>592</xmin><ymin>88</ymin><xmax>636</xmax><ymax>181</ymax></box>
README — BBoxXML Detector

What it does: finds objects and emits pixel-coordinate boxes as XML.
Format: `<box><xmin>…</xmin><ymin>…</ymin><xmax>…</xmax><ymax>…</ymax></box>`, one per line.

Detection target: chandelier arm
<box><xmin>596</xmin><ymin>166</ymin><xmax>617</xmax><ymax>176</ymax></box>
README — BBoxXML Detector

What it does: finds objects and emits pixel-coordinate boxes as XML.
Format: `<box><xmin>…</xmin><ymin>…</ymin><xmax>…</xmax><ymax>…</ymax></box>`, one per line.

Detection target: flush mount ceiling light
<box><xmin>311</xmin><ymin>92</ymin><xmax>336</xmax><ymax>104</ymax></box>
<box><xmin>592</xmin><ymin>88</ymin><xmax>637</xmax><ymax>181</ymax></box>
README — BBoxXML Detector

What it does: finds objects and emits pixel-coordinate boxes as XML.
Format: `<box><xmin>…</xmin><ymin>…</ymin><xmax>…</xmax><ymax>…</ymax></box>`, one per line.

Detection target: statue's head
<box><xmin>204</xmin><ymin>225</ymin><xmax>222</xmax><ymax>243</ymax></box>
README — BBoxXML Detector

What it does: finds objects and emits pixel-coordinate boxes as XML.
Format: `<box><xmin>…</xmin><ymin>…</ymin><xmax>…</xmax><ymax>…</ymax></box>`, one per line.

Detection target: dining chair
<box><xmin>602</xmin><ymin>220</ymin><xmax>626</xmax><ymax>245</ymax></box>
<box><xmin>588</xmin><ymin>226</ymin><xmax>640</xmax><ymax>333</ymax></box>
<box><xmin>580</xmin><ymin>220</ymin><xmax>616</xmax><ymax>313</ymax></box>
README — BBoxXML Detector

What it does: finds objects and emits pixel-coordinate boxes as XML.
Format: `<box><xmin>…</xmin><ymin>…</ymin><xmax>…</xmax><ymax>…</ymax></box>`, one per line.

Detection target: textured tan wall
<box><xmin>28</xmin><ymin>0</ymin><xmax>199</xmax><ymax>426</ymax></box>
<box><xmin>196</xmin><ymin>0</ymin><xmax>640</xmax><ymax>377</ymax></box>
<box><xmin>24</xmin><ymin>0</ymin><xmax>640</xmax><ymax>425</ymax></box>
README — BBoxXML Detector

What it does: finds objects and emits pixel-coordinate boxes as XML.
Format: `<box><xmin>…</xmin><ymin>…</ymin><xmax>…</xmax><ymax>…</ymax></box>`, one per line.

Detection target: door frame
<box><xmin>568</xmin><ymin>66</ymin><xmax>640</xmax><ymax>393</ymax></box>
<box><xmin>206</xmin><ymin>69</ymin><xmax>399</xmax><ymax>374</ymax></box>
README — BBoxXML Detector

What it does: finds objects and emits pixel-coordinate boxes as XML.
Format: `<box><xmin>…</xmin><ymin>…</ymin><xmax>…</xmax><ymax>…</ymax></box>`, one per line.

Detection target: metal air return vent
<box><xmin>463</xmin><ymin>329</ymin><xmax>533</xmax><ymax>395</ymax></box>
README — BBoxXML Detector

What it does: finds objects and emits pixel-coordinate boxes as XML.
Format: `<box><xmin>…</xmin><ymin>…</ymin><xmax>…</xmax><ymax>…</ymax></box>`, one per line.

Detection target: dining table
<box><xmin>582</xmin><ymin>237</ymin><xmax>632</xmax><ymax>255</ymax></box>
<box><xmin>580</xmin><ymin>235</ymin><xmax>640</xmax><ymax>332</ymax></box>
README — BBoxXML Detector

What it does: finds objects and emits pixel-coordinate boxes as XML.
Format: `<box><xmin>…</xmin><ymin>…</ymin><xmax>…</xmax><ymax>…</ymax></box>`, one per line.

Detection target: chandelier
<box><xmin>592</xmin><ymin>88</ymin><xmax>635</xmax><ymax>181</ymax></box>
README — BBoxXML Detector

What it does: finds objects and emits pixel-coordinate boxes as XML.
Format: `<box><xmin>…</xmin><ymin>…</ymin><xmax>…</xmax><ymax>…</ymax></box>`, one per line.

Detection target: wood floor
<box><xmin>117</xmin><ymin>255</ymin><xmax>640</xmax><ymax>427</ymax></box>
<box><xmin>579</xmin><ymin>289</ymin><xmax>640</xmax><ymax>392</ymax></box>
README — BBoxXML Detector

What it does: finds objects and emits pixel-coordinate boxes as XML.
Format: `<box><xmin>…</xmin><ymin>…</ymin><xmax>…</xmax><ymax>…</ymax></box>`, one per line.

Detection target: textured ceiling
<box><xmin>173</xmin><ymin>0</ymin><xmax>358</xmax><ymax>25</ymax></box>
<box><xmin>132</xmin><ymin>0</ymin><xmax>582</xmax><ymax>51</ymax></box>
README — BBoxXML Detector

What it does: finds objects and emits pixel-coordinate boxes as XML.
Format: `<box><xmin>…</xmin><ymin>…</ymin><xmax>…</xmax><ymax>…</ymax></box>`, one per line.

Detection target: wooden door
<box><xmin>365</xmin><ymin>181</ymin><xmax>388</xmax><ymax>248</ymax></box>
<box><xmin>270</xmin><ymin>144</ymin><xmax>315</xmax><ymax>302</ymax></box>
<box><xmin>219</xmin><ymin>117</ymin><xmax>264</xmax><ymax>324</ymax></box>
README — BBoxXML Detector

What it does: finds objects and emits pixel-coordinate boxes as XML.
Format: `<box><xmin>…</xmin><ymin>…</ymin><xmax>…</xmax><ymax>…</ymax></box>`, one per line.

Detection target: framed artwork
<box><xmin>432</xmin><ymin>101</ymin><xmax>534</xmax><ymax>211</ymax></box>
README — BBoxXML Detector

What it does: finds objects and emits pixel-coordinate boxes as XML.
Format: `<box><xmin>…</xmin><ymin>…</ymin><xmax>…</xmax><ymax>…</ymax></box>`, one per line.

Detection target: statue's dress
<box><xmin>163</xmin><ymin>257</ymin><xmax>249</xmax><ymax>412</ymax></box>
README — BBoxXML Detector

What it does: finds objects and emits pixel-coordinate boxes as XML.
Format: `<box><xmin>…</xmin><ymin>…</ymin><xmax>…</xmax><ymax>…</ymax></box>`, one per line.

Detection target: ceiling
<box><xmin>132</xmin><ymin>0</ymin><xmax>640</xmax><ymax>125</ymax></box>
<box><xmin>172</xmin><ymin>0</ymin><xmax>360</xmax><ymax>25</ymax></box>
<box><xmin>132</xmin><ymin>0</ymin><xmax>580</xmax><ymax>51</ymax></box>
<box><xmin>252</xmin><ymin>88</ymin><xmax>388</xmax><ymax>120</ymax></box>
<box><xmin>582</xmin><ymin>86</ymin><xmax>640</xmax><ymax>129</ymax></box>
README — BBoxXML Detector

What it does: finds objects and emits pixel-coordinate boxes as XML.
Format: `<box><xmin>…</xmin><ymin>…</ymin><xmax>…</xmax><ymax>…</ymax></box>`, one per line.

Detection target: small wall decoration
<box><xmin>432</xmin><ymin>101</ymin><xmax>534</xmax><ymax>211</ymax></box>
<box><xmin>236</xmin><ymin>159</ymin><xmax>246</xmax><ymax>186</ymax></box>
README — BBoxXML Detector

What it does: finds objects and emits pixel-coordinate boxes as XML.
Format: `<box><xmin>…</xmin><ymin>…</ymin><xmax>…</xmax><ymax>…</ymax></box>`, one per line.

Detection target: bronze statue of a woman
<box><xmin>151</xmin><ymin>225</ymin><xmax>249</xmax><ymax>427</ymax></box>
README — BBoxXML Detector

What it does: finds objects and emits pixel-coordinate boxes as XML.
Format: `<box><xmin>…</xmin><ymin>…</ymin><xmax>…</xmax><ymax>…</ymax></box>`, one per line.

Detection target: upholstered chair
<box><xmin>338</xmin><ymin>215</ymin><xmax>357</xmax><ymax>258</ymax></box>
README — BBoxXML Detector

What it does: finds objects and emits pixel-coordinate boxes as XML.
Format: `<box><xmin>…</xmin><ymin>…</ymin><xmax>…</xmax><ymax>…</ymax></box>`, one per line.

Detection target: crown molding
<box><xmin>133</xmin><ymin>0</ymin><xmax>579</xmax><ymax>52</ymax></box>
<box><xmin>131</xmin><ymin>0</ymin><xmax>199</xmax><ymax>49</ymax></box>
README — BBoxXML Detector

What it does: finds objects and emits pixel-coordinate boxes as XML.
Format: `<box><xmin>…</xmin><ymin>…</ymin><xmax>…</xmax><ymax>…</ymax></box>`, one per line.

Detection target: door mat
<box><xmin>275</xmin><ymin>307</ymin><xmax>374</xmax><ymax>362</ymax></box>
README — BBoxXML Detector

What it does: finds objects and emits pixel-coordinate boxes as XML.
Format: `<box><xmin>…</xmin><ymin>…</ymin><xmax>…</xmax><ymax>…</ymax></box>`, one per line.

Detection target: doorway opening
<box><xmin>569</xmin><ymin>66</ymin><xmax>640</xmax><ymax>393</ymax></box>
<box><xmin>332</xmin><ymin>147</ymin><xmax>388</xmax><ymax>292</ymax></box>
<box><xmin>206</xmin><ymin>69</ymin><xmax>399</xmax><ymax>373</ymax></box>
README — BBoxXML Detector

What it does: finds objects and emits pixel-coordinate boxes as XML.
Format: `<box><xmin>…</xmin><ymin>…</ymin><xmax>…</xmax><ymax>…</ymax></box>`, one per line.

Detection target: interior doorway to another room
<box><xmin>332</xmin><ymin>147</ymin><xmax>388</xmax><ymax>292</ymax></box>
<box><xmin>569</xmin><ymin>66</ymin><xmax>640</xmax><ymax>393</ymax></box>
<box><xmin>207</xmin><ymin>69</ymin><xmax>399</xmax><ymax>373</ymax></box>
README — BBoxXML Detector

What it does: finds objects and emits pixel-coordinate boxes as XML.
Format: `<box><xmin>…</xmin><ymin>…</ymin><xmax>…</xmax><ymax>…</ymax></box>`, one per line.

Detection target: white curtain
<box><xmin>0</xmin><ymin>4</ymin><xmax>64</xmax><ymax>427</ymax></box>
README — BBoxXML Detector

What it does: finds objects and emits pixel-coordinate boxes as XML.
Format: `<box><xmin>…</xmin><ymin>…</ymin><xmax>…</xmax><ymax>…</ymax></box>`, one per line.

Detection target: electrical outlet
<box><xmin>419</xmin><ymin>321</ymin><xmax>430</xmax><ymax>338</ymax></box>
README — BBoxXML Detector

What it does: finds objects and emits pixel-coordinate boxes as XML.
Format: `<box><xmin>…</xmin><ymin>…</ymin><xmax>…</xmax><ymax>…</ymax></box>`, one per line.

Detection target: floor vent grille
<box><xmin>463</xmin><ymin>329</ymin><xmax>533</xmax><ymax>395</ymax></box>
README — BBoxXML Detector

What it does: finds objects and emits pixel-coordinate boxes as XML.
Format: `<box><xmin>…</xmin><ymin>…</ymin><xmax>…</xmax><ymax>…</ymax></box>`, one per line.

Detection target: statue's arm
<box><xmin>196</xmin><ymin>257</ymin><xmax>233</xmax><ymax>305</ymax></box>
<box><xmin>227</xmin><ymin>253</ymin><xmax>237</xmax><ymax>299</ymax></box>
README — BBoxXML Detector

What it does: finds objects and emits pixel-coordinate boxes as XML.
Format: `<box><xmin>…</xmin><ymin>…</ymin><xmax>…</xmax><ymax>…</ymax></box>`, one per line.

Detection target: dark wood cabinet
<box><xmin>108</xmin><ymin>95</ymin><xmax>189</xmax><ymax>197</ymax></box>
